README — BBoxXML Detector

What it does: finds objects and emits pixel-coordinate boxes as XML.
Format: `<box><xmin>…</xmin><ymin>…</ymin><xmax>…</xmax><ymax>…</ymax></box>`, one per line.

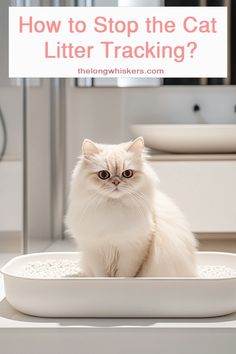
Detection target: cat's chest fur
<box><xmin>77</xmin><ymin>198</ymin><xmax>153</xmax><ymax>247</ymax></box>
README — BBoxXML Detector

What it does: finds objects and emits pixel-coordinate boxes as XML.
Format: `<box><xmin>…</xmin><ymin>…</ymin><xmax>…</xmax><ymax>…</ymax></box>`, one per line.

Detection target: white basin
<box><xmin>131</xmin><ymin>124</ymin><xmax>236</xmax><ymax>153</ymax></box>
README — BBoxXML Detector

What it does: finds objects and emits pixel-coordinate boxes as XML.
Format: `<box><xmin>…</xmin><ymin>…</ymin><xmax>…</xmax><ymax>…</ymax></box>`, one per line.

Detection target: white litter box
<box><xmin>1</xmin><ymin>251</ymin><xmax>236</xmax><ymax>318</ymax></box>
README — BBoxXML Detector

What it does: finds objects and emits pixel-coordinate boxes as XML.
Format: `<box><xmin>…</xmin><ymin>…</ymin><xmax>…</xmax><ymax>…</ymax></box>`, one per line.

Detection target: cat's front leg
<box><xmin>81</xmin><ymin>250</ymin><xmax>107</xmax><ymax>277</ymax></box>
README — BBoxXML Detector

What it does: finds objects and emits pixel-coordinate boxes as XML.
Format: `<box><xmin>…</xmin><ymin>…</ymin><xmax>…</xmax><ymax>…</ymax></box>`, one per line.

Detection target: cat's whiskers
<box><xmin>121</xmin><ymin>185</ymin><xmax>150</xmax><ymax>210</ymax></box>
<box><xmin>119</xmin><ymin>188</ymin><xmax>145</xmax><ymax>218</ymax></box>
<box><xmin>77</xmin><ymin>189</ymin><xmax>103</xmax><ymax>223</ymax></box>
<box><xmin>93</xmin><ymin>187</ymin><xmax>114</xmax><ymax>213</ymax></box>
<box><xmin>131</xmin><ymin>190</ymin><xmax>150</xmax><ymax>209</ymax></box>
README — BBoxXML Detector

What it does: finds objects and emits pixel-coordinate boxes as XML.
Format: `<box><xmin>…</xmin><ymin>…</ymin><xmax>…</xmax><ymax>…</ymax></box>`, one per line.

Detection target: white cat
<box><xmin>65</xmin><ymin>137</ymin><xmax>197</xmax><ymax>277</ymax></box>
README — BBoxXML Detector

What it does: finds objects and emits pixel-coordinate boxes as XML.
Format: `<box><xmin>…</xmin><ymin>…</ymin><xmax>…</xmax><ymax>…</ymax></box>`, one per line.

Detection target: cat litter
<box><xmin>17</xmin><ymin>260</ymin><xmax>82</xmax><ymax>278</ymax></box>
<box><xmin>17</xmin><ymin>259</ymin><xmax>236</xmax><ymax>279</ymax></box>
<box><xmin>198</xmin><ymin>265</ymin><xmax>236</xmax><ymax>278</ymax></box>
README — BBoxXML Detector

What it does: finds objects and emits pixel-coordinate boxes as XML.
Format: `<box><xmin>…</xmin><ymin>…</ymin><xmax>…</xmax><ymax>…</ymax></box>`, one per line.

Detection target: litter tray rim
<box><xmin>1</xmin><ymin>251</ymin><xmax>236</xmax><ymax>281</ymax></box>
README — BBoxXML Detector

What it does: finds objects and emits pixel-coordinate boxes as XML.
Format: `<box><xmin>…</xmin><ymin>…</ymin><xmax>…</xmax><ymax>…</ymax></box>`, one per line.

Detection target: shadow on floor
<box><xmin>1</xmin><ymin>297</ymin><xmax>236</xmax><ymax>328</ymax></box>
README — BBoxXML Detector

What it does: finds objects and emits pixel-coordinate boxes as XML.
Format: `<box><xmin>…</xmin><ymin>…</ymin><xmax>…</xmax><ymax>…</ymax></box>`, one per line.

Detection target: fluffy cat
<box><xmin>65</xmin><ymin>137</ymin><xmax>197</xmax><ymax>277</ymax></box>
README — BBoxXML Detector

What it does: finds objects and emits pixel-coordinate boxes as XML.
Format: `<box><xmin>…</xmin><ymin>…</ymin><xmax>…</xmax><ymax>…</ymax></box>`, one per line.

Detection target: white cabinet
<box><xmin>150</xmin><ymin>160</ymin><xmax>236</xmax><ymax>233</ymax></box>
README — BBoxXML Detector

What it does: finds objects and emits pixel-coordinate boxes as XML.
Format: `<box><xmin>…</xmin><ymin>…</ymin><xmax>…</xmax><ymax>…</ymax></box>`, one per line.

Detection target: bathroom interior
<box><xmin>1</xmin><ymin>0</ymin><xmax>236</xmax><ymax>259</ymax></box>
<box><xmin>0</xmin><ymin>0</ymin><xmax>236</xmax><ymax>351</ymax></box>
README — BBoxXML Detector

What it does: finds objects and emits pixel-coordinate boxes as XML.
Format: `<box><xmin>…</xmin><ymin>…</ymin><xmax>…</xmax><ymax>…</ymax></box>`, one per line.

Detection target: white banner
<box><xmin>9</xmin><ymin>6</ymin><xmax>227</xmax><ymax>78</ymax></box>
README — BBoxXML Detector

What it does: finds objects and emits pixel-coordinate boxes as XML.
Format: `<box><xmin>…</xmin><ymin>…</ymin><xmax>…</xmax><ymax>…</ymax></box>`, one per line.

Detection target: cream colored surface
<box><xmin>151</xmin><ymin>160</ymin><xmax>236</xmax><ymax>233</ymax></box>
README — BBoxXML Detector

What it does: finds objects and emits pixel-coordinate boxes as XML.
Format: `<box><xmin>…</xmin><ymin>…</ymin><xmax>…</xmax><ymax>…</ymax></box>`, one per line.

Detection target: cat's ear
<box><xmin>128</xmin><ymin>137</ymin><xmax>144</xmax><ymax>154</ymax></box>
<box><xmin>82</xmin><ymin>139</ymin><xmax>99</xmax><ymax>157</ymax></box>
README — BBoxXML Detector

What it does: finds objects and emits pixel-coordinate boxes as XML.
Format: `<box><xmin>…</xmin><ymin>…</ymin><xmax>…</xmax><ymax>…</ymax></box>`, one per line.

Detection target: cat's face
<box><xmin>80</xmin><ymin>137</ymin><xmax>146</xmax><ymax>200</ymax></box>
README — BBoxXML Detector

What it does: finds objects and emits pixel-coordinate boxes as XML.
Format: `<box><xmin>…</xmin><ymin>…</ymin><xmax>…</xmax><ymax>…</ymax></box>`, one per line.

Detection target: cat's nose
<box><xmin>112</xmin><ymin>178</ymin><xmax>121</xmax><ymax>186</ymax></box>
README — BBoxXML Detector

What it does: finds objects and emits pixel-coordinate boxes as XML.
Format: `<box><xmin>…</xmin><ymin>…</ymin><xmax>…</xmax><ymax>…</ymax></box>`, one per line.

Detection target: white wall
<box><xmin>65</xmin><ymin>84</ymin><xmax>236</xmax><ymax>190</ymax></box>
<box><xmin>0</xmin><ymin>87</ymin><xmax>23</xmax><ymax>233</ymax></box>
<box><xmin>123</xmin><ymin>86</ymin><xmax>236</xmax><ymax>139</ymax></box>
<box><xmin>0</xmin><ymin>162</ymin><xmax>22</xmax><ymax>231</ymax></box>
<box><xmin>0</xmin><ymin>0</ymin><xmax>22</xmax><ymax>236</ymax></box>
<box><xmin>0</xmin><ymin>87</ymin><xmax>23</xmax><ymax>160</ymax></box>
<box><xmin>65</xmin><ymin>84</ymin><xmax>236</xmax><ymax>233</ymax></box>
<box><xmin>66</xmin><ymin>82</ymin><xmax>125</xmax><ymax>189</ymax></box>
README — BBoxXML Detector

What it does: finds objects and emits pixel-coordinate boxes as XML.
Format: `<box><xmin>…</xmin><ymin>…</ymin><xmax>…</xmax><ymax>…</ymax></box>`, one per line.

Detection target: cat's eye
<box><xmin>122</xmin><ymin>169</ymin><xmax>133</xmax><ymax>178</ymax></box>
<box><xmin>98</xmin><ymin>170</ymin><xmax>110</xmax><ymax>180</ymax></box>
